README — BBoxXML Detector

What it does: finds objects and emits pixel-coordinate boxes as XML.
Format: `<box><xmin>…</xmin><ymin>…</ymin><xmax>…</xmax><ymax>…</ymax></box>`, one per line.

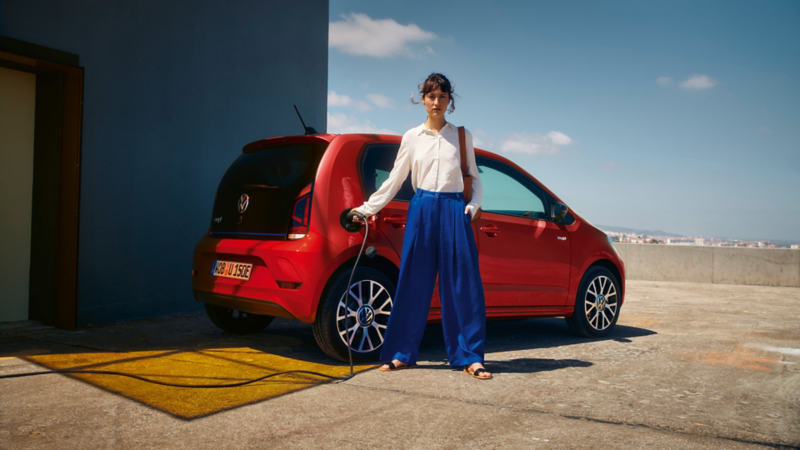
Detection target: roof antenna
<box><xmin>293</xmin><ymin>105</ymin><xmax>317</xmax><ymax>135</ymax></box>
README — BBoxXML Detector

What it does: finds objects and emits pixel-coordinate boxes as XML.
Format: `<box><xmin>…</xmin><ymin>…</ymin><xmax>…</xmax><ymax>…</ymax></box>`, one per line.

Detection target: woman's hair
<box><xmin>411</xmin><ymin>72</ymin><xmax>456</xmax><ymax>114</ymax></box>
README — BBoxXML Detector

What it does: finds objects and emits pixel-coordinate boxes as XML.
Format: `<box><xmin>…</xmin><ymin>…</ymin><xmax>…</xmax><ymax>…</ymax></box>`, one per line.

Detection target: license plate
<box><xmin>211</xmin><ymin>260</ymin><xmax>253</xmax><ymax>281</ymax></box>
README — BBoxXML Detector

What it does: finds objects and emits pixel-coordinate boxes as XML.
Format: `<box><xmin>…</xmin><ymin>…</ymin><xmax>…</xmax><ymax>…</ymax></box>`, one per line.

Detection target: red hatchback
<box><xmin>192</xmin><ymin>133</ymin><xmax>625</xmax><ymax>362</ymax></box>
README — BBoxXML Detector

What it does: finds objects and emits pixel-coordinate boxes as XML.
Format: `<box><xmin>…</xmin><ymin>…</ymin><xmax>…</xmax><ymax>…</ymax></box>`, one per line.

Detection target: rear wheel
<box><xmin>204</xmin><ymin>303</ymin><xmax>274</xmax><ymax>334</ymax></box>
<box><xmin>313</xmin><ymin>267</ymin><xmax>395</xmax><ymax>362</ymax></box>
<box><xmin>565</xmin><ymin>266</ymin><xmax>621</xmax><ymax>338</ymax></box>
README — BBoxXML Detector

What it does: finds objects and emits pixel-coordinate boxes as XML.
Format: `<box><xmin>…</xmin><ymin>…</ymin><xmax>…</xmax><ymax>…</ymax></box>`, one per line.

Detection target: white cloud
<box><xmin>680</xmin><ymin>75</ymin><xmax>716</xmax><ymax>90</ymax></box>
<box><xmin>547</xmin><ymin>131</ymin><xmax>573</xmax><ymax>146</ymax></box>
<box><xmin>500</xmin><ymin>131</ymin><xmax>573</xmax><ymax>155</ymax></box>
<box><xmin>327</xmin><ymin>113</ymin><xmax>397</xmax><ymax>135</ymax></box>
<box><xmin>329</xmin><ymin>13</ymin><xmax>437</xmax><ymax>58</ymax></box>
<box><xmin>656</xmin><ymin>76</ymin><xmax>672</xmax><ymax>86</ymax></box>
<box><xmin>328</xmin><ymin>91</ymin><xmax>352</xmax><ymax>107</ymax></box>
<box><xmin>327</xmin><ymin>90</ymin><xmax>372</xmax><ymax>111</ymax></box>
<box><xmin>367</xmin><ymin>93</ymin><xmax>395</xmax><ymax>109</ymax></box>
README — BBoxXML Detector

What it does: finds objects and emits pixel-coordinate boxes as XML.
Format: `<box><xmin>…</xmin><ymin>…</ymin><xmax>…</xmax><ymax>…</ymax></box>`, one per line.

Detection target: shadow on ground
<box><xmin>413</xmin><ymin>317</ymin><xmax>656</xmax><ymax>372</ymax></box>
<box><xmin>0</xmin><ymin>313</ymin><xmax>655</xmax><ymax>419</ymax></box>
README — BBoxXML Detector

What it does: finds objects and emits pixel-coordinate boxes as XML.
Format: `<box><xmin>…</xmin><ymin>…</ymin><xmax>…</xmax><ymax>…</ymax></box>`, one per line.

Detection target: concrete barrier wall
<box><xmin>614</xmin><ymin>244</ymin><xmax>800</xmax><ymax>287</ymax></box>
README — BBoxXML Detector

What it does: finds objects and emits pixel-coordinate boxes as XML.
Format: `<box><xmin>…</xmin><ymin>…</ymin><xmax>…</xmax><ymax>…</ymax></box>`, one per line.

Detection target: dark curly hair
<box><xmin>410</xmin><ymin>72</ymin><xmax>456</xmax><ymax>114</ymax></box>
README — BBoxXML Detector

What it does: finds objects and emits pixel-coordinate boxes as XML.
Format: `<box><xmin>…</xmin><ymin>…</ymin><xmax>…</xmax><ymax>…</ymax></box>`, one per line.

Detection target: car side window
<box><xmin>360</xmin><ymin>144</ymin><xmax>415</xmax><ymax>201</ymax></box>
<box><xmin>476</xmin><ymin>156</ymin><xmax>547</xmax><ymax>219</ymax></box>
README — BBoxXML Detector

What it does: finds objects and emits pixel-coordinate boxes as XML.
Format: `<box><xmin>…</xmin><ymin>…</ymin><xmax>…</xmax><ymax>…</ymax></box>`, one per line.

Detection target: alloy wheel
<box><xmin>584</xmin><ymin>275</ymin><xmax>617</xmax><ymax>331</ymax></box>
<box><xmin>336</xmin><ymin>279</ymin><xmax>393</xmax><ymax>353</ymax></box>
<box><xmin>583</xmin><ymin>275</ymin><xmax>618</xmax><ymax>331</ymax></box>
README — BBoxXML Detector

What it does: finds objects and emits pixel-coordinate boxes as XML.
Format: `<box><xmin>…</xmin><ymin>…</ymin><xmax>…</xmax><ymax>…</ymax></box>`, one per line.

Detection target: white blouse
<box><xmin>353</xmin><ymin>122</ymin><xmax>483</xmax><ymax>219</ymax></box>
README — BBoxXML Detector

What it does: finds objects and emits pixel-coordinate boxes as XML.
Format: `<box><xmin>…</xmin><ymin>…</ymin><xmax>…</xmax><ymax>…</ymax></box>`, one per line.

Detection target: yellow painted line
<box><xmin>26</xmin><ymin>348</ymin><xmax>375</xmax><ymax>419</ymax></box>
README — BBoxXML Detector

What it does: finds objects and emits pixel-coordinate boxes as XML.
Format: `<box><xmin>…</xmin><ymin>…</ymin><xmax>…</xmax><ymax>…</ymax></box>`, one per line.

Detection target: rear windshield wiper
<box><xmin>241</xmin><ymin>184</ymin><xmax>279</xmax><ymax>189</ymax></box>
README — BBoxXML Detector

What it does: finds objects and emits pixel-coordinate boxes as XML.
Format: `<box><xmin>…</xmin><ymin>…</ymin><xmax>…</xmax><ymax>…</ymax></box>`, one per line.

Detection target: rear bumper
<box><xmin>191</xmin><ymin>232</ymin><xmax>333</xmax><ymax>322</ymax></box>
<box><xmin>193</xmin><ymin>290</ymin><xmax>297</xmax><ymax>319</ymax></box>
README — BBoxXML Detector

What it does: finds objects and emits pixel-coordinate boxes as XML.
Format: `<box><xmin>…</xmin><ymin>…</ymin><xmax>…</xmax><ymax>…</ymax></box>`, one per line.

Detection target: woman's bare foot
<box><xmin>465</xmin><ymin>362</ymin><xmax>492</xmax><ymax>379</ymax></box>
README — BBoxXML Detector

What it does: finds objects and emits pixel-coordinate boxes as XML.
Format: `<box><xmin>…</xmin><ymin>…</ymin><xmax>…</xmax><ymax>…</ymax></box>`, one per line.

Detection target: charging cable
<box><xmin>0</xmin><ymin>211</ymin><xmax>373</xmax><ymax>388</ymax></box>
<box><xmin>342</xmin><ymin>210</ymin><xmax>370</xmax><ymax>377</ymax></box>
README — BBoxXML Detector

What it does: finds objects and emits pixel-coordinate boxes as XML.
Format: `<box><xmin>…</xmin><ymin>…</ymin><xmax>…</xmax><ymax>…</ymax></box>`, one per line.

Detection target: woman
<box><xmin>350</xmin><ymin>73</ymin><xmax>492</xmax><ymax>380</ymax></box>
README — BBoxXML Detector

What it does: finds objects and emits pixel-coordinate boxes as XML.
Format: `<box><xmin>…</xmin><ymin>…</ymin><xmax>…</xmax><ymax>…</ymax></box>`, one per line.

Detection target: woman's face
<box><xmin>422</xmin><ymin>87</ymin><xmax>450</xmax><ymax>119</ymax></box>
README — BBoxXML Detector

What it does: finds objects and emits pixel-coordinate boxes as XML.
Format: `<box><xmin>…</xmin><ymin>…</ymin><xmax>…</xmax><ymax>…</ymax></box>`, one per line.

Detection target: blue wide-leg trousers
<box><xmin>379</xmin><ymin>188</ymin><xmax>487</xmax><ymax>368</ymax></box>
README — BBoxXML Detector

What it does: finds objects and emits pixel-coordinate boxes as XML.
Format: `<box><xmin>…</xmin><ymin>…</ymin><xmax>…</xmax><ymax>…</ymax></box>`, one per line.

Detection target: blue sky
<box><xmin>327</xmin><ymin>0</ymin><xmax>800</xmax><ymax>242</ymax></box>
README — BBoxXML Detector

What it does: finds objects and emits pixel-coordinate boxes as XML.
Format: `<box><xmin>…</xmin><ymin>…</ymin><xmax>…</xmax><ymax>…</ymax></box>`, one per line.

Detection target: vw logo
<box><xmin>596</xmin><ymin>294</ymin><xmax>607</xmax><ymax>312</ymax></box>
<box><xmin>238</xmin><ymin>194</ymin><xmax>249</xmax><ymax>213</ymax></box>
<box><xmin>356</xmin><ymin>305</ymin><xmax>375</xmax><ymax>327</ymax></box>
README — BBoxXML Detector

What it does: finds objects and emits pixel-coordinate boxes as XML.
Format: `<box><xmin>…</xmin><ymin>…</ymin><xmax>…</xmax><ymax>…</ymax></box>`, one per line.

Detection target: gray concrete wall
<box><xmin>615</xmin><ymin>243</ymin><xmax>800</xmax><ymax>287</ymax></box>
<box><xmin>1</xmin><ymin>0</ymin><xmax>329</xmax><ymax>323</ymax></box>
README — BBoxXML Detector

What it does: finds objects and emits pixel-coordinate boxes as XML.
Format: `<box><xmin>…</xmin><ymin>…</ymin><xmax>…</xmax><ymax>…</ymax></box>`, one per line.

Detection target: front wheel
<box><xmin>312</xmin><ymin>267</ymin><xmax>396</xmax><ymax>362</ymax></box>
<box><xmin>565</xmin><ymin>266</ymin><xmax>621</xmax><ymax>338</ymax></box>
<box><xmin>204</xmin><ymin>303</ymin><xmax>274</xmax><ymax>334</ymax></box>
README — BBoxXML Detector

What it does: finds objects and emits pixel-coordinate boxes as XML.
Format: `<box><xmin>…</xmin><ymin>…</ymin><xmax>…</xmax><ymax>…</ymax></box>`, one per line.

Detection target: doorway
<box><xmin>0</xmin><ymin>67</ymin><xmax>36</xmax><ymax>322</ymax></box>
<box><xmin>0</xmin><ymin>37</ymin><xmax>83</xmax><ymax>329</ymax></box>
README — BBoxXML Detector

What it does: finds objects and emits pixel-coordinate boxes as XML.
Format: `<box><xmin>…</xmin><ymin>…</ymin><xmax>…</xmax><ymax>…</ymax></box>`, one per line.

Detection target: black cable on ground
<box><xmin>0</xmin><ymin>368</ymin><xmax>350</xmax><ymax>388</ymax></box>
<box><xmin>0</xmin><ymin>212</ymin><xmax>373</xmax><ymax>389</ymax></box>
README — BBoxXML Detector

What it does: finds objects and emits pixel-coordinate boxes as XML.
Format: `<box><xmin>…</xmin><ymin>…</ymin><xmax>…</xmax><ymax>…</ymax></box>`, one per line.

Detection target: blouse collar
<box><xmin>417</xmin><ymin>121</ymin><xmax>455</xmax><ymax>136</ymax></box>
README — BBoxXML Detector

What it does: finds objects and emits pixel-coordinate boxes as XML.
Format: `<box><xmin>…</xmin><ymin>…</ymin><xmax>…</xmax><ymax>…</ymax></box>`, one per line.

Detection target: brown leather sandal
<box><xmin>463</xmin><ymin>365</ymin><xmax>493</xmax><ymax>380</ymax></box>
<box><xmin>378</xmin><ymin>361</ymin><xmax>418</xmax><ymax>372</ymax></box>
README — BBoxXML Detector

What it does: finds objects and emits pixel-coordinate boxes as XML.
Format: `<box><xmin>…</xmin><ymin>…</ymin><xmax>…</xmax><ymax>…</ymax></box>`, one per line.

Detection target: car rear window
<box><xmin>210</xmin><ymin>143</ymin><xmax>328</xmax><ymax>239</ymax></box>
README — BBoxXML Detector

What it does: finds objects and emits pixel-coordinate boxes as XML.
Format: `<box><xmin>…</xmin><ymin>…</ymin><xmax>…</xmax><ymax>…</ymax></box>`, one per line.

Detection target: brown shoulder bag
<box><xmin>458</xmin><ymin>126</ymin><xmax>481</xmax><ymax>223</ymax></box>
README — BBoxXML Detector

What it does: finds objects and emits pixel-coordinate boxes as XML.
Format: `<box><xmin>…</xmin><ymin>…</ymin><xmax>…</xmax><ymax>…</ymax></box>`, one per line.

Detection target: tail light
<box><xmin>288</xmin><ymin>181</ymin><xmax>313</xmax><ymax>240</ymax></box>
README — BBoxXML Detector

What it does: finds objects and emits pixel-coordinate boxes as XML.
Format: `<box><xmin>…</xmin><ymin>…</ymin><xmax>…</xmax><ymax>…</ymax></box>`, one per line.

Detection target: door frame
<box><xmin>0</xmin><ymin>36</ymin><xmax>83</xmax><ymax>329</ymax></box>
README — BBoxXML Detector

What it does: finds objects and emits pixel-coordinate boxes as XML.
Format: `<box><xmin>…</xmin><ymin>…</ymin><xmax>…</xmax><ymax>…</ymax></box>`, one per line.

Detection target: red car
<box><xmin>192</xmin><ymin>133</ymin><xmax>625</xmax><ymax>362</ymax></box>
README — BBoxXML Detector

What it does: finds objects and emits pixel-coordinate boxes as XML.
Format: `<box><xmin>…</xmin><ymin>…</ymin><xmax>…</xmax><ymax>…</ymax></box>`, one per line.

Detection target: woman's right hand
<box><xmin>350</xmin><ymin>208</ymin><xmax>365</xmax><ymax>222</ymax></box>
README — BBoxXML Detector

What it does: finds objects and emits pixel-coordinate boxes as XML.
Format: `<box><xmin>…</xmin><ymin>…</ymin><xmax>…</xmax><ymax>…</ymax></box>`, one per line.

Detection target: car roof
<box><xmin>242</xmin><ymin>133</ymin><xmax>567</xmax><ymax>205</ymax></box>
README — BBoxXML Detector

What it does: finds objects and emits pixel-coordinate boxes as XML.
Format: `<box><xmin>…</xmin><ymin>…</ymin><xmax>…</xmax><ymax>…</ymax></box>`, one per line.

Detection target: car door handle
<box><xmin>383</xmin><ymin>215</ymin><xmax>406</xmax><ymax>229</ymax></box>
<box><xmin>479</xmin><ymin>224</ymin><xmax>499</xmax><ymax>237</ymax></box>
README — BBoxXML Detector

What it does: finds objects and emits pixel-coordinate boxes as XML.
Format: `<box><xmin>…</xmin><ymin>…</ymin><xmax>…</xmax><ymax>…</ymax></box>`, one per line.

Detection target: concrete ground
<box><xmin>1</xmin><ymin>280</ymin><xmax>798</xmax><ymax>449</ymax></box>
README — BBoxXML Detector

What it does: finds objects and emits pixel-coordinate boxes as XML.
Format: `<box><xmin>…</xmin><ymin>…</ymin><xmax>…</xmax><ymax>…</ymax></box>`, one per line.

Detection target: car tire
<box><xmin>565</xmin><ymin>266</ymin><xmax>621</xmax><ymax>338</ymax></box>
<box><xmin>313</xmin><ymin>267</ymin><xmax>396</xmax><ymax>363</ymax></box>
<box><xmin>204</xmin><ymin>303</ymin><xmax>274</xmax><ymax>334</ymax></box>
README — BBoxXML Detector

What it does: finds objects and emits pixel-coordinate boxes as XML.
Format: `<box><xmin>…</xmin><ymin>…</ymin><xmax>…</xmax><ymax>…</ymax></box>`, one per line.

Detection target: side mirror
<box><xmin>551</xmin><ymin>202</ymin><xmax>568</xmax><ymax>223</ymax></box>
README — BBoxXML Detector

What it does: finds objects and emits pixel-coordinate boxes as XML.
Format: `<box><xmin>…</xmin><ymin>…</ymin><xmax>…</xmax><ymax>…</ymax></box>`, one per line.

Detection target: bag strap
<box><xmin>458</xmin><ymin>126</ymin><xmax>468</xmax><ymax>176</ymax></box>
